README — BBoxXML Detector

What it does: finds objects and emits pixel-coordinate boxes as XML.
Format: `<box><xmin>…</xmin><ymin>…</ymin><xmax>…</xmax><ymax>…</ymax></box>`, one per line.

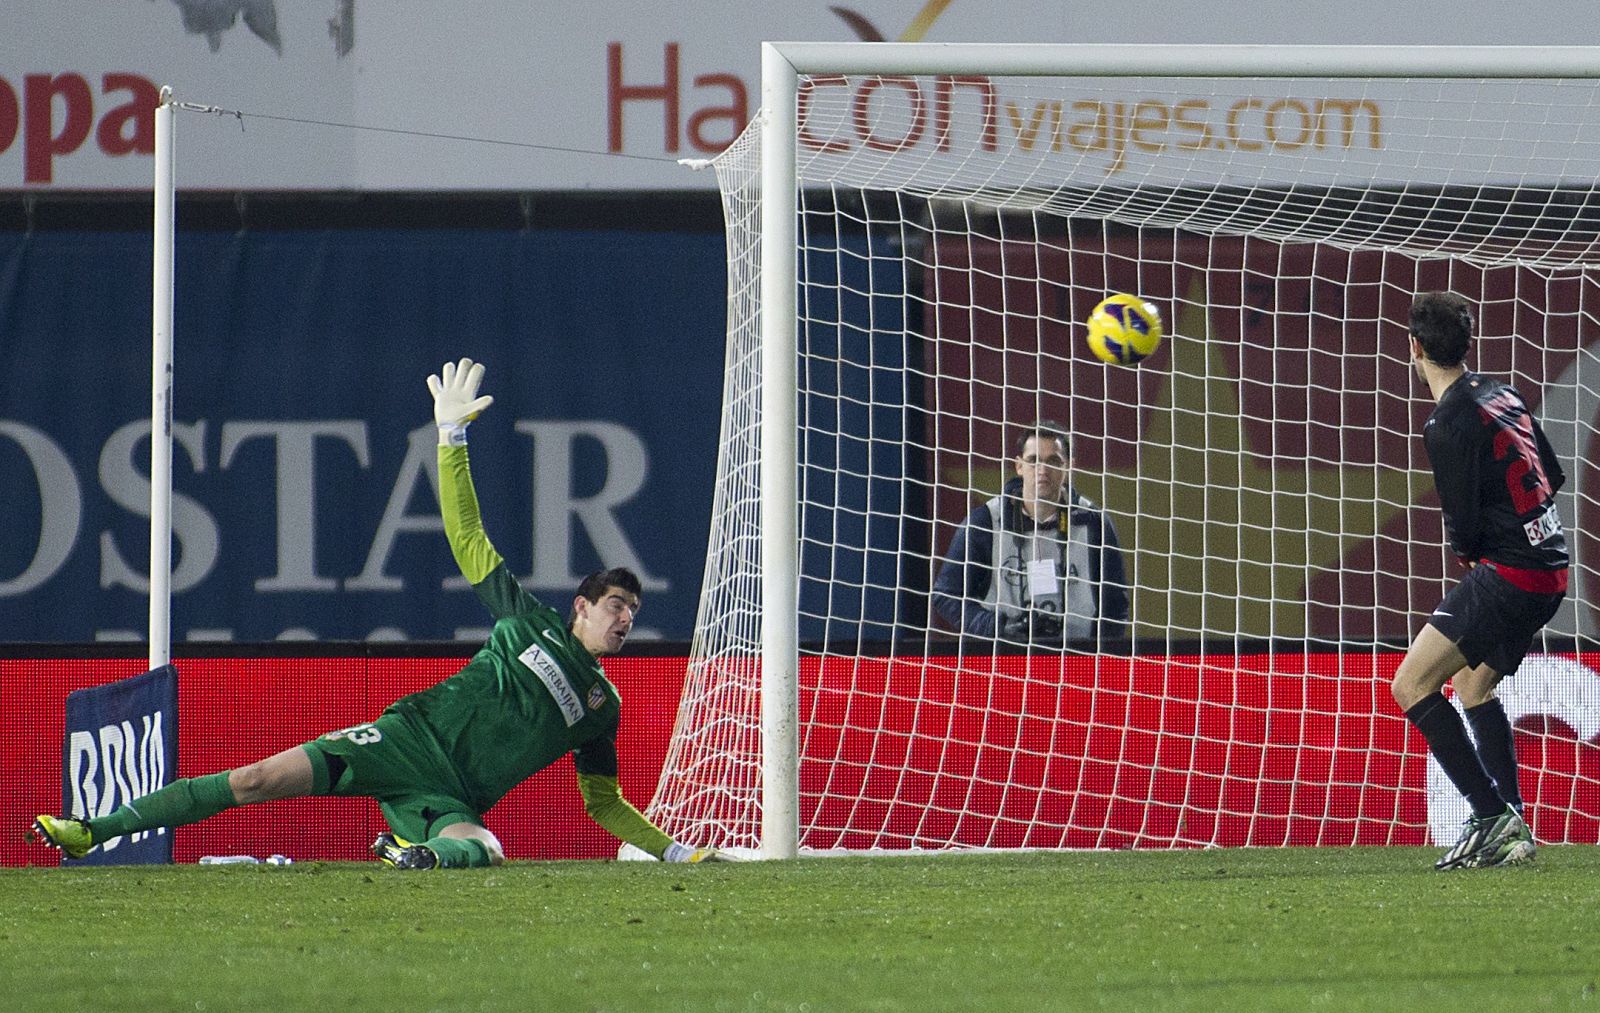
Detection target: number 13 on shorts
<box><xmin>324</xmin><ymin>723</ymin><xmax>383</xmax><ymax>745</ymax></box>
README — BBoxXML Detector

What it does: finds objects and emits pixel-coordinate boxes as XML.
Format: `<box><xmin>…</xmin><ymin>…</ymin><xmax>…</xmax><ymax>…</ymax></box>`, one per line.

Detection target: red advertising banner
<box><xmin>799</xmin><ymin>652</ymin><xmax>1598</xmax><ymax>850</ymax></box>
<box><xmin>0</xmin><ymin>655</ymin><xmax>688</xmax><ymax>866</ymax></box>
<box><xmin>802</xmin><ymin>652</ymin><xmax>1424</xmax><ymax>850</ymax></box>
<box><xmin>3</xmin><ymin>651</ymin><xmax>1596</xmax><ymax>865</ymax></box>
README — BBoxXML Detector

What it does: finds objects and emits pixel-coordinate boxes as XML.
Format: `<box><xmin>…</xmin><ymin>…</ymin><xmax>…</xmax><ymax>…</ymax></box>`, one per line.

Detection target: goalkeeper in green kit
<box><xmin>32</xmin><ymin>358</ymin><xmax>728</xmax><ymax>870</ymax></box>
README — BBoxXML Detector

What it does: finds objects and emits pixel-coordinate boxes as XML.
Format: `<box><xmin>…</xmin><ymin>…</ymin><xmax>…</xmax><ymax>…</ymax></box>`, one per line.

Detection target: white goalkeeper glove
<box><xmin>427</xmin><ymin>357</ymin><xmax>495</xmax><ymax>446</ymax></box>
<box><xmin>662</xmin><ymin>842</ymin><xmax>737</xmax><ymax>863</ymax></box>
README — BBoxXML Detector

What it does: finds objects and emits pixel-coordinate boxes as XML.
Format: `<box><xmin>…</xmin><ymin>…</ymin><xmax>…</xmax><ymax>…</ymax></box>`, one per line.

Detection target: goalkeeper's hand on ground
<box><xmin>427</xmin><ymin>358</ymin><xmax>495</xmax><ymax>446</ymax></box>
<box><xmin>662</xmin><ymin>842</ymin><xmax>739</xmax><ymax>863</ymax></box>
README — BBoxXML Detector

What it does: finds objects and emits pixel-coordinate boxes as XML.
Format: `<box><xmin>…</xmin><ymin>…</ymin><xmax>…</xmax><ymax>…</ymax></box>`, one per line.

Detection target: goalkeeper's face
<box><xmin>571</xmin><ymin>586</ymin><xmax>641</xmax><ymax>657</ymax></box>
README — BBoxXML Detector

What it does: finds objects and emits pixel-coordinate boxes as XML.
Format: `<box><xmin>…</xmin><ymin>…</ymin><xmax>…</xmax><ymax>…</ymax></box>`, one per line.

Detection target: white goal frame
<box><xmin>754</xmin><ymin>43</ymin><xmax>1600</xmax><ymax>859</ymax></box>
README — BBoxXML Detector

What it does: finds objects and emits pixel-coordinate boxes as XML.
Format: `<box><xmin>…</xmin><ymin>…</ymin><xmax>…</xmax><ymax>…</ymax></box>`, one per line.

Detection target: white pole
<box><xmin>758</xmin><ymin>43</ymin><xmax>800</xmax><ymax>860</ymax></box>
<box><xmin>150</xmin><ymin>86</ymin><xmax>175</xmax><ymax>670</ymax></box>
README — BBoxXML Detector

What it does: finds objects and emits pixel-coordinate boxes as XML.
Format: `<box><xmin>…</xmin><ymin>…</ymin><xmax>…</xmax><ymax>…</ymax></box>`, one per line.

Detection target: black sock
<box><xmin>1405</xmin><ymin>692</ymin><xmax>1504</xmax><ymax>819</ymax></box>
<box><xmin>1465</xmin><ymin>697</ymin><xmax>1523</xmax><ymax>812</ymax></box>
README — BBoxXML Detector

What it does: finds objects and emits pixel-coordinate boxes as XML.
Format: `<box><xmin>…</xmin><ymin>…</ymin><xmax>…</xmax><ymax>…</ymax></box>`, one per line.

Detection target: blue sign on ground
<box><xmin>62</xmin><ymin>664</ymin><xmax>179</xmax><ymax>865</ymax></box>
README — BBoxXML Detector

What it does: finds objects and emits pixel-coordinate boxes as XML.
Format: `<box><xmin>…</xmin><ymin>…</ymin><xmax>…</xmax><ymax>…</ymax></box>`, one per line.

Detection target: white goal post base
<box><xmin>616</xmin><ymin>844</ymin><xmax>763</xmax><ymax>862</ymax></box>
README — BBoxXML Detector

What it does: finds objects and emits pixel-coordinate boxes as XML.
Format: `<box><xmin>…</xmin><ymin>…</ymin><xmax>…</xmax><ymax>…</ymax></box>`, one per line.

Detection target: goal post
<box><xmin>654</xmin><ymin>44</ymin><xmax>1600</xmax><ymax>859</ymax></box>
<box><xmin>759</xmin><ymin>43</ymin><xmax>802</xmax><ymax>860</ymax></box>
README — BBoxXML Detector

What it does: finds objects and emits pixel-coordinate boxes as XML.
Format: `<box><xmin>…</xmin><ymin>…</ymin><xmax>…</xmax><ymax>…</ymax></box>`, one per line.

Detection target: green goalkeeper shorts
<box><xmin>300</xmin><ymin>711</ymin><xmax>480</xmax><ymax>842</ymax></box>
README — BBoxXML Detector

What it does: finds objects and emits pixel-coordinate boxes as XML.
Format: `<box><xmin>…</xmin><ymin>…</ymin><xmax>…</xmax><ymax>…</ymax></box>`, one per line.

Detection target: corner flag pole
<box><xmin>150</xmin><ymin>86</ymin><xmax>175</xmax><ymax>669</ymax></box>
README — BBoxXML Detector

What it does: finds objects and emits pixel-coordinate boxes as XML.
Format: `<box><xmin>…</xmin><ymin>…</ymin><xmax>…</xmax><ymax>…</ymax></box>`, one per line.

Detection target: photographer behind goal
<box><xmin>932</xmin><ymin>420</ymin><xmax>1130</xmax><ymax>650</ymax></box>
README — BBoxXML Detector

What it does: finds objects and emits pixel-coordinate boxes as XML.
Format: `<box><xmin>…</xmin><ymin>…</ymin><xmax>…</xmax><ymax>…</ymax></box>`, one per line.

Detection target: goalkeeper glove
<box><xmin>662</xmin><ymin>842</ymin><xmax>736</xmax><ymax>863</ymax></box>
<box><xmin>427</xmin><ymin>357</ymin><xmax>495</xmax><ymax>446</ymax></box>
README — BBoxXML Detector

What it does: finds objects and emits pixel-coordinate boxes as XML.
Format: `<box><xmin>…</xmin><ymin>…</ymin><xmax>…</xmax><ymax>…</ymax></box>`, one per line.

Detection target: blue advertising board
<box><xmin>797</xmin><ymin>226</ymin><xmax>914</xmax><ymax>642</ymax></box>
<box><xmin>61</xmin><ymin>664</ymin><xmax>179</xmax><ymax>864</ymax></box>
<box><xmin>1</xmin><ymin>227</ymin><xmax>729</xmax><ymax>642</ymax></box>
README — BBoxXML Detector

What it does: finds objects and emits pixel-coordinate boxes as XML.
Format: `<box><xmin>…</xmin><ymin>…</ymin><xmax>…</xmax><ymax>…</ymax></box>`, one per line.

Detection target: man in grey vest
<box><xmin>932</xmin><ymin>421</ymin><xmax>1130</xmax><ymax>648</ymax></box>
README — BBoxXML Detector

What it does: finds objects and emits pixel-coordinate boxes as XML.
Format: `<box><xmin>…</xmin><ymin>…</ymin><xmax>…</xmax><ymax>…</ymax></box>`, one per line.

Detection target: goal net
<box><xmin>647</xmin><ymin>45</ymin><xmax>1600</xmax><ymax>857</ymax></box>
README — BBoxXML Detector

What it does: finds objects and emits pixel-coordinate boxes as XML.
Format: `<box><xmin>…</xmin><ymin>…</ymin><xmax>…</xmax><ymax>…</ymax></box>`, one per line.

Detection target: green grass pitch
<box><xmin>4</xmin><ymin>847</ymin><xmax>1598</xmax><ymax>1011</ymax></box>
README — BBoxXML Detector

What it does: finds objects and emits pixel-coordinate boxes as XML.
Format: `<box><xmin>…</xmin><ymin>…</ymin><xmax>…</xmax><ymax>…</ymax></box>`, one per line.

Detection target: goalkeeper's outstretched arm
<box><xmin>574</xmin><ymin>736</ymin><xmax>731</xmax><ymax>863</ymax></box>
<box><xmin>576</xmin><ymin>771</ymin><xmax>730</xmax><ymax>863</ymax></box>
<box><xmin>429</xmin><ymin>357</ymin><xmax>544</xmax><ymax>620</ymax></box>
<box><xmin>431</xmin><ymin>356</ymin><xmax>501</xmax><ymax>588</ymax></box>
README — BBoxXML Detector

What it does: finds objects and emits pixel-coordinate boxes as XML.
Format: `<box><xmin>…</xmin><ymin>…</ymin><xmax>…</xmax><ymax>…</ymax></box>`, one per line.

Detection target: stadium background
<box><xmin>4</xmin><ymin>3</ymin><xmax>1599</xmax><ymax>862</ymax></box>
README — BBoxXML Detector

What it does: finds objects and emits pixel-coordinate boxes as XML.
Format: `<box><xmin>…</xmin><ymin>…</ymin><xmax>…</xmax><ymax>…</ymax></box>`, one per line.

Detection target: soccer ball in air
<box><xmin>1085</xmin><ymin>293</ymin><xmax>1164</xmax><ymax>365</ymax></box>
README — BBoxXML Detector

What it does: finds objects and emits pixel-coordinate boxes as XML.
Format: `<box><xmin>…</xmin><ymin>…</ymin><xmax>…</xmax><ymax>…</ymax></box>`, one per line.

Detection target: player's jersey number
<box><xmin>323</xmin><ymin>722</ymin><xmax>383</xmax><ymax>745</ymax></box>
<box><xmin>1485</xmin><ymin>393</ymin><xmax>1554</xmax><ymax>515</ymax></box>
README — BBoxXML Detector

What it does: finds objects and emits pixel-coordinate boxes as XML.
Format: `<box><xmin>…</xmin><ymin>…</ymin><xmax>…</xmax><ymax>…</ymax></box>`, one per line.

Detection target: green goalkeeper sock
<box><xmin>86</xmin><ymin>771</ymin><xmax>237</xmax><ymax>840</ymax></box>
<box><xmin>422</xmin><ymin>836</ymin><xmax>491</xmax><ymax>868</ymax></box>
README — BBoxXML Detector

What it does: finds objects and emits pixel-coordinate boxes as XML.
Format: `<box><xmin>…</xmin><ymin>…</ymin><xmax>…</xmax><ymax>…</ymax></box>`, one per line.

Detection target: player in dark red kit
<box><xmin>1391</xmin><ymin>291</ymin><xmax>1568</xmax><ymax>870</ymax></box>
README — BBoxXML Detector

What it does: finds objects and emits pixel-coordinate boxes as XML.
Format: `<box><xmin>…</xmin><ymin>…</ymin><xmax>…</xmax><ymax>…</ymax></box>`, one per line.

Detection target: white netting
<box><xmin>649</xmin><ymin>66</ymin><xmax>1600</xmax><ymax>853</ymax></box>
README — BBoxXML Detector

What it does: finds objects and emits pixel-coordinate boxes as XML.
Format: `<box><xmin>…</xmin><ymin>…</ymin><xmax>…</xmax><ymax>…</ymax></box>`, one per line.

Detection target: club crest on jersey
<box><xmin>587</xmin><ymin>685</ymin><xmax>607</xmax><ymax>711</ymax></box>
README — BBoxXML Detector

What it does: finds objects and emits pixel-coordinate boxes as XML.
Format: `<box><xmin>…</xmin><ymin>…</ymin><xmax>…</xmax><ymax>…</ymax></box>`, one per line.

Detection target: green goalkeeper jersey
<box><xmin>384</xmin><ymin>567</ymin><xmax>622</xmax><ymax>815</ymax></box>
<box><xmin>382</xmin><ymin>445</ymin><xmax>660</xmax><ymax>858</ymax></box>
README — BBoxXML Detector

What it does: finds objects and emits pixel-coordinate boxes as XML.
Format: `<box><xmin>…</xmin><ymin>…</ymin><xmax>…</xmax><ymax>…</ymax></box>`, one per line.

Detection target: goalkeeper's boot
<box><xmin>371</xmin><ymin>832</ymin><xmax>439</xmax><ymax>871</ymax></box>
<box><xmin>30</xmin><ymin>815</ymin><xmax>95</xmax><ymax>860</ymax></box>
<box><xmin>1435</xmin><ymin>805</ymin><xmax>1535</xmax><ymax>870</ymax></box>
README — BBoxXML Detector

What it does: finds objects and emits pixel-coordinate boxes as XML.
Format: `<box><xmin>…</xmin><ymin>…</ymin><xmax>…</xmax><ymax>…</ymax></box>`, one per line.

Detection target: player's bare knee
<box><xmin>227</xmin><ymin>749</ymin><xmax>310</xmax><ymax>803</ymax></box>
<box><xmin>227</xmin><ymin>762</ymin><xmax>274</xmax><ymax>802</ymax></box>
<box><xmin>469</xmin><ymin>828</ymin><xmax>506</xmax><ymax>865</ymax></box>
<box><xmin>1454</xmin><ymin>677</ymin><xmax>1496</xmax><ymax>709</ymax></box>
<box><xmin>440</xmin><ymin>823</ymin><xmax>504</xmax><ymax>865</ymax></box>
<box><xmin>1455</xmin><ymin>664</ymin><xmax>1500</xmax><ymax>707</ymax></box>
<box><xmin>1390</xmin><ymin>667</ymin><xmax>1421</xmax><ymax>710</ymax></box>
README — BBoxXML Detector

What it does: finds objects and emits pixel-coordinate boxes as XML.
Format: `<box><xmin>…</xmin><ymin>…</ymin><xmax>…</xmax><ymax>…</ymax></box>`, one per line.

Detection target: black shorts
<box><xmin>1426</xmin><ymin>564</ymin><xmax>1564</xmax><ymax>676</ymax></box>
